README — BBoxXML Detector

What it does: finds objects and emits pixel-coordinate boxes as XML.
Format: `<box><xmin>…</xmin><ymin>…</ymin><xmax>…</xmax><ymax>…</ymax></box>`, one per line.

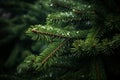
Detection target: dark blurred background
<box><xmin>0</xmin><ymin>0</ymin><xmax>52</xmax><ymax>79</ymax></box>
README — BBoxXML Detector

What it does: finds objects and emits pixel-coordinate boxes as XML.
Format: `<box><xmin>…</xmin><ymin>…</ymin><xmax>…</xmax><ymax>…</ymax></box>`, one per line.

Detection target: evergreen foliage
<box><xmin>0</xmin><ymin>0</ymin><xmax>120</xmax><ymax>80</ymax></box>
<box><xmin>17</xmin><ymin>0</ymin><xmax>120</xmax><ymax>80</ymax></box>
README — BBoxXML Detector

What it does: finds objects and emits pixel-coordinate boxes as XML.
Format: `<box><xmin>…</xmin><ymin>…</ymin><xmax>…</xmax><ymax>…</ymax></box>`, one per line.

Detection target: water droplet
<box><xmin>32</xmin><ymin>28</ymin><xmax>37</xmax><ymax>30</ymax></box>
<box><xmin>50</xmin><ymin>3</ymin><xmax>53</xmax><ymax>7</ymax></box>
<box><xmin>67</xmin><ymin>32</ymin><xmax>70</xmax><ymax>36</ymax></box>
<box><xmin>72</xmin><ymin>9</ymin><xmax>75</xmax><ymax>12</ymax></box>
<box><xmin>88</xmin><ymin>5</ymin><xmax>91</xmax><ymax>8</ymax></box>
<box><xmin>76</xmin><ymin>31</ymin><xmax>79</xmax><ymax>33</ymax></box>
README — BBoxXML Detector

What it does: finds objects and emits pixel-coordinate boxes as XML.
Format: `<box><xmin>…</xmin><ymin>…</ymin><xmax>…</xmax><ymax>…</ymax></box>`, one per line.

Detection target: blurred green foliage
<box><xmin>0</xmin><ymin>0</ymin><xmax>53</xmax><ymax>79</ymax></box>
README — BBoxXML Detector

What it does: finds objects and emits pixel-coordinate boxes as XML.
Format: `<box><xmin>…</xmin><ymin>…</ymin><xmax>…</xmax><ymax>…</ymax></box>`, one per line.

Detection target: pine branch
<box><xmin>46</xmin><ymin>12</ymin><xmax>81</xmax><ymax>26</ymax></box>
<box><xmin>50</xmin><ymin>0</ymin><xmax>71</xmax><ymax>10</ymax></box>
<box><xmin>41</xmin><ymin>39</ymin><xmax>67</xmax><ymax>64</ymax></box>
<box><xmin>26</xmin><ymin>25</ymin><xmax>88</xmax><ymax>41</ymax></box>
<box><xmin>47</xmin><ymin>10</ymin><xmax>95</xmax><ymax>26</ymax></box>
<box><xmin>50</xmin><ymin>0</ymin><xmax>93</xmax><ymax>13</ymax></box>
<box><xmin>32</xmin><ymin>29</ymin><xmax>70</xmax><ymax>39</ymax></box>
<box><xmin>33</xmin><ymin>40</ymin><xmax>68</xmax><ymax>70</ymax></box>
<box><xmin>71</xmin><ymin>34</ymin><xmax>120</xmax><ymax>56</ymax></box>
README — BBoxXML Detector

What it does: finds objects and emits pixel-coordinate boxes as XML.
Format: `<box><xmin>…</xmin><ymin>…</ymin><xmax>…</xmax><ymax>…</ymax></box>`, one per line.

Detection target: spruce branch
<box><xmin>47</xmin><ymin>10</ymin><xmax>95</xmax><ymax>26</ymax></box>
<box><xmin>16</xmin><ymin>0</ymin><xmax>120</xmax><ymax>79</ymax></box>
<box><xmin>32</xmin><ymin>29</ymin><xmax>70</xmax><ymax>39</ymax></box>
<box><xmin>71</xmin><ymin>34</ymin><xmax>120</xmax><ymax>56</ymax></box>
<box><xmin>41</xmin><ymin>39</ymin><xmax>68</xmax><ymax>65</ymax></box>
<box><xmin>26</xmin><ymin>25</ymin><xmax>88</xmax><ymax>41</ymax></box>
<box><xmin>50</xmin><ymin>0</ymin><xmax>93</xmax><ymax>13</ymax></box>
<box><xmin>50</xmin><ymin>0</ymin><xmax>71</xmax><ymax>10</ymax></box>
<box><xmin>33</xmin><ymin>40</ymin><xmax>68</xmax><ymax>70</ymax></box>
